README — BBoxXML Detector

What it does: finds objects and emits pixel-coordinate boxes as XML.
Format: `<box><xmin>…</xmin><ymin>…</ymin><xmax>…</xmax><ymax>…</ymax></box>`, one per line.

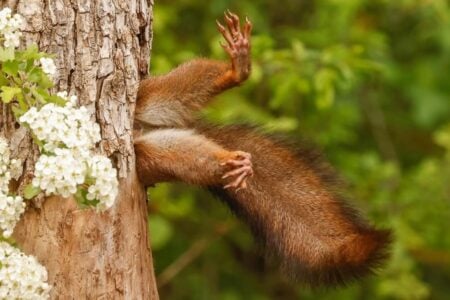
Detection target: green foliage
<box><xmin>0</xmin><ymin>44</ymin><xmax>63</xmax><ymax>118</ymax></box>
<box><xmin>74</xmin><ymin>188</ymin><xmax>100</xmax><ymax>209</ymax></box>
<box><xmin>23</xmin><ymin>184</ymin><xmax>41</xmax><ymax>200</ymax></box>
<box><xmin>148</xmin><ymin>0</ymin><xmax>450</xmax><ymax>299</ymax></box>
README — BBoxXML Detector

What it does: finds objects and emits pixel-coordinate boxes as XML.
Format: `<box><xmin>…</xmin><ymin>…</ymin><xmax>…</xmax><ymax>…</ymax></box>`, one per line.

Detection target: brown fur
<box><xmin>134</xmin><ymin>14</ymin><xmax>391</xmax><ymax>287</ymax></box>
<box><xmin>200</xmin><ymin>125</ymin><xmax>391</xmax><ymax>286</ymax></box>
<box><xmin>134</xmin><ymin>128</ymin><xmax>248</xmax><ymax>187</ymax></box>
<box><xmin>135</xmin><ymin>59</ymin><xmax>231</xmax><ymax>128</ymax></box>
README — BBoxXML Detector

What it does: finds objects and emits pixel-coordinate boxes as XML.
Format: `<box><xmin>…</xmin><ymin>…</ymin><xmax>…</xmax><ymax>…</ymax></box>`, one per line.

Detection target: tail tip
<box><xmin>282</xmin><ymin>228</ymin><xmax>392</xmax><ymax>288</ymax></box>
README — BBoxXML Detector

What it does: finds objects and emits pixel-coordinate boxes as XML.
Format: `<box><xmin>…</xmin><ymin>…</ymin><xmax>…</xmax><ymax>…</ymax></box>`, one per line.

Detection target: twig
<box><xmin>156</xmin><ymin>222</ymin><xmax>233</xmax><ymax>288</ymax></box>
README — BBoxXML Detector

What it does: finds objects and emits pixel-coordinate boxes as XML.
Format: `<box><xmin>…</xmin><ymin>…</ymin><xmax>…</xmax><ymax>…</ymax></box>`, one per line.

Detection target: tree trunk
<box><xmin>0</xmin><ymin>0</ymin><xmax>159</xmax><ymax>298</ymax></box>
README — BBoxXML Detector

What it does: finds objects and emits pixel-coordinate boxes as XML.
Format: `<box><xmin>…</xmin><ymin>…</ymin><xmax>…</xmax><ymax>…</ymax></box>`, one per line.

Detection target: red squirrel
<box><xmin>134</xmin><ymin>11</ymin><xmax>391</xmax><ymax>287</ymax></box>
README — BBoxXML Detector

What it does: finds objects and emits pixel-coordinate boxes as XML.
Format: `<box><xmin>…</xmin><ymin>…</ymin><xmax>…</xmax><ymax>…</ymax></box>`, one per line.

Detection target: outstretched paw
<box><xmin>221</xmin><ymin>151</ymin><xmax>253</xmax><ymax>191</ymax></box>
<box><xmin>216</xmin><ymin>11</ymin><xmax>252</xmax><ymax>83</ymax></box>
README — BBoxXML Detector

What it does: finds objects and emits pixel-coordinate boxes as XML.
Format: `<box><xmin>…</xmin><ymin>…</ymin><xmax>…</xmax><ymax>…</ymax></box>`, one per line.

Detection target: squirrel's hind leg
<box><xmin>134</xmin><ymin>128</ymin><xmax>253</xmax><ymax>189</ymax></box>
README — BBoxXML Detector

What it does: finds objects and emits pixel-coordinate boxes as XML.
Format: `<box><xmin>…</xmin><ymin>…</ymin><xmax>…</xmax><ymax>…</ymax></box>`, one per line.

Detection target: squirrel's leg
<box><xmin>134</xmin><ymin>128</ymin><xmax>253</xmax><ymax>190</ymax></box>
<box><xmin>135</xmin><ymin>12</ymin><xmax>252</xmax><ymax>128</ymax></box>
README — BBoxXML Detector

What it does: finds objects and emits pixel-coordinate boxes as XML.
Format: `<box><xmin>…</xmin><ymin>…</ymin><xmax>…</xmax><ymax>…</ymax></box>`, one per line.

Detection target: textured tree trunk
<box><xmin>0</xmin><ymin>0</ymin><xmax>159</xmax><ymax>298</ymax></box>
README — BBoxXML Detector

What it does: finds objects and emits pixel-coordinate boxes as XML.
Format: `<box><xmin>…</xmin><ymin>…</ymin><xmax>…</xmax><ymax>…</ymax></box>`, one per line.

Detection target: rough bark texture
<box><xmin>0</xmin><ymin>0</ymin><xmax>158</xmax><ymax>298</ymax></box>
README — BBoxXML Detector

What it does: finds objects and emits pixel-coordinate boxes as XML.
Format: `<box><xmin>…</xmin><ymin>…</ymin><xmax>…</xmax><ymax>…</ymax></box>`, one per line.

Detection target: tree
<box><xmin>0</xmin><ymin>0</ymin><xmax>159</xmax><ymax>298</ymax></box>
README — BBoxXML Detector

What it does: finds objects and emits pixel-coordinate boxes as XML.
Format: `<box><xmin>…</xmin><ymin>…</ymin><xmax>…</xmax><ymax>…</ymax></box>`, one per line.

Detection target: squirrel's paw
<box><xmin>221</xmin><ymin>151</ymin><xmax>253</xmax><ymax>191</ymax></box>
<box><xmin>216</xmin><ymin>11</ymin><xmax>252</xmax><ymax>82</ymax></box>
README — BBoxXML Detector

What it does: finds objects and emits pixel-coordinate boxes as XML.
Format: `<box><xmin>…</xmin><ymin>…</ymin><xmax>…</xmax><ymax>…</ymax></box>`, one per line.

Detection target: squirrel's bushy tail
<box><xmin>198</xmin><ymin>125</ymin><xmax>391</xmax><ymax>287</ymax></box>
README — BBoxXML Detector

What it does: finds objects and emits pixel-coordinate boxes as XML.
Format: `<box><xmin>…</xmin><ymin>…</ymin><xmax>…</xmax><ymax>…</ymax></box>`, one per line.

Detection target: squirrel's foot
<box><xmin>216</xmin><ymin>11</ymin><xmax>252</xmax><ymax>83</ymax></box>
<box><xmin>221</xmin><ymin>151</ymin><xmax>253</xmax><ymax>191</ymax></box>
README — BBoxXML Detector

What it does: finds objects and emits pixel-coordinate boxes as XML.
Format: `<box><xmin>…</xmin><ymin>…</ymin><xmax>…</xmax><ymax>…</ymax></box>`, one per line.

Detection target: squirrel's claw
<box><xmin>222</xmin><ymin>151</ymin><xmax>253</xmax><ymax>191</ymax></box>
<box><xmin>217</xmin><ymin>11</ymin><xmax>252</xmax><ymax>83</ymax></box>
<box><xmin>216</xmin><ymin>19</ymin><xmax>234</xmax><ymax>47</ymax></box>
<box><xmin>224</xmin><ymin>166</ymin><xmax>252</xmax><ymax>190</ymax></box>
<box><xmin>222</xmin><ymin>165</ymin><xmax>253</xmax><ymax>179</ymax></box>
<box><xmin>224</xmin><ymin>10</ymin><xmax>241</xmax><ymax>38</ymax></box>
<box><xmin>243</xmin><ymin>17</ymin><xmax>253</xmax><ymax>39</ymax></box>
<box><xmin>218</xmin><ymin>11</ymin><xmax>251</xmax><ymax>53</ymax></box>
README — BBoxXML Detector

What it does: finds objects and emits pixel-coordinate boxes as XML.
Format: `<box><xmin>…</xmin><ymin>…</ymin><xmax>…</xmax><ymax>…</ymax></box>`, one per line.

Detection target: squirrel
<box><xmin>134</xmin><ymin>11</ymin><xmax>391</xmax><ymax>287</ymax></box>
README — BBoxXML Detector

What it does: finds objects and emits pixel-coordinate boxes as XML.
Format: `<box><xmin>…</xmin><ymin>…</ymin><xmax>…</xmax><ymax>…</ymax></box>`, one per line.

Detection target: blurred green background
<box><xmin>147</xmin><ymin>0</ymin><xmax>450</xmax><ymax>299</ymax></box>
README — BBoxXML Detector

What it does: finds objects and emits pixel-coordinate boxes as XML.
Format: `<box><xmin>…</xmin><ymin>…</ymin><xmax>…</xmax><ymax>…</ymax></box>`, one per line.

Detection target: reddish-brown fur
<box><xmin>201</xmin><ymin>125</ymin><xmax>391</xmax><ymax>286</ymax></box>
<box><xmin>134</xmin><ymin>12</ymin><xmax>391</xmax><ymax>287</ymax></box>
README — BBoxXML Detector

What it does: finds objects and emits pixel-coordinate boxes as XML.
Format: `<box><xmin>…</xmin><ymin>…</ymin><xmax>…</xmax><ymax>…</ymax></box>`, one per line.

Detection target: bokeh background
<box><xmin>147</xmin><ymin>1</ymin><xmax>450</xmax><ymax>299</ymax></box>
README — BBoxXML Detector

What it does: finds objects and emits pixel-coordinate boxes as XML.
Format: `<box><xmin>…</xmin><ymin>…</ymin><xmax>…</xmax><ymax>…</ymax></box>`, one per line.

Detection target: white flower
<box><xmin>39</xmin><ymin>57</ymin><xmax>57</xmax><ymax>76</ymax></box>
<box><xmin>9</xmin><ymin>14</ymin><xmax>23</xmax><ymax>29</ymax></box>
<box><xmin>0</xmin><ymin>137</ymin><xmax>22</xmax><ymax>193</ymax></box>
<box><xmin>0</xmin><ymin>8</ymin><xmax>24</xmax><ymax>48</ymax></box>
<box><xmin>0</xmin><ymin>242</ymin><xmax>51</xmax><ymax>299</ymax></box>
<box><xmin>56</xmin><ymin>91</ymin><xmax>67</xmax><ymax>99</ymax></box>
<box><xmin>19</xmin><ymin>107</ymin><xmax>38</xmax><ymax>124</ymax></box>
<box><xmin>85</xmin><ymin>155</ymin><xmax>118</xmax><ymax>211</ymax></box>
<box><xmin>57</xmin><ymin>91</ymin><xmax>78</xmax><ymax>107</ymax></box>
<box><xmin>3</xmin><ymin>30</ymin><xmax>21</xmax><ymax>48</ymax></box>
<box><xmin>9</xmin><ymin>159</ymin><xmax>23</xmax><ymax>180</ymax></box>
<box><xmin>32</xmin><ymin>150</ymin><xmax>118</xmax><ymax>211</ymax></box>
<box><xmin>0</xmin><ymin>138</ymin><xmax>25</xmax><ymax>237</ymax></box>
<box><xmin>33</xmin><ymin>149</ymin><xmax>87</xmax><ymax>198</ymax></box>
<box><xmin>19</xmin><ymin>93</ymin><xmax>118</xmax><ymax>210</ymax></box>
<box><xmin>20</xmin><ymin>102</ymin><xmax>101</xmax><ymax>152</ymax></box>
<box><xmin>0</xmin><ymin>192</ymin><xmax>25</xmax><ymax>237</ymax></box>
<box><xmin>69</xmin><ymin>95</ymin><xmax>78</xmax><ymax>105</ymax></box>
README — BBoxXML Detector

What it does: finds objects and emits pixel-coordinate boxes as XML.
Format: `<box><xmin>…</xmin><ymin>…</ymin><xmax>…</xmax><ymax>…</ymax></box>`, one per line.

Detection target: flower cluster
<box><xmin>86</xmin><ymin>155</ymin><xmax>118</xmax><ymax>210</ymax></box>
<box><xmin>32</xmin><ymin>148</ymin><xmax>86</xmax><ymax>198</ymax></box>
<box><xmin>0</xmin><ymin>137</ymin><xmax>22</xmax><ymax>192</ymax></box>
<box><xmin>56</xmin><ymin>91</ymin><xmax>77</xmax><ymax>107</ymax></box>
<box><xmin>0</xmin><ymin>137</ymin><xmax>25</xmax><ymax>238</ymax></box>
<box><xmin>0</xmin><ymin>193</ymin><xmax>25</xmax><ymax>238</ymax></box>
<box><xmin>19</xmin><ymin>102</ymin><xmax>101</xmax><ymax>152</ymax></box>
<box><xmin>0</xmin><ymin>7</ymin><xmax>23</xmax><ymax>48</ymax></box>
<box><xmin>0</xmin><ymin>242</ymin><xmax>50</xmax><ymax>299</ymax></box>
<box><xmin>0</xmin><ymin>139</ymin><xmax>49</xmax><ymax>296</ymax></box>
<box><xmin>0</xmin><ymin>138</ymin><xmax>12</xmax><ymax>193</ymax></box>
<box><xmin>20</xmin><ymin>97</ymin><xmax>118</xmax><ymax>210</ymax></box>
<box><xmin>39</xmin><ymin>57</ymin><xmax>57</xmax><ymax>77</ymax></box>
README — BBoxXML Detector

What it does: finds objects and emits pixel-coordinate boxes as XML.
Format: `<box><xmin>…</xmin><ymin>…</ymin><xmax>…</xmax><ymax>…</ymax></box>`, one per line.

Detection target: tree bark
<box><xmin>0</xmin><ymin>0</ymin><xmax>159</xmax><ymax>298</ymax></box>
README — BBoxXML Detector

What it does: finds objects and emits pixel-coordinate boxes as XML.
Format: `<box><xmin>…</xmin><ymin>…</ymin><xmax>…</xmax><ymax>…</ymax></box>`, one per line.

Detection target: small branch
<box><xmin>157</xmin><ymin>238</ymin><xmax>210</xmax><ymax>288</ymax></box>
<box><xmin>156</xmin><ymin>222</ymin><xmax>234</xmax><ymax>288</ymax></box>
<box><xmin>409</xmin><ymin>247</ymin><xmax>450</xmax><ymax>267</ymax></box>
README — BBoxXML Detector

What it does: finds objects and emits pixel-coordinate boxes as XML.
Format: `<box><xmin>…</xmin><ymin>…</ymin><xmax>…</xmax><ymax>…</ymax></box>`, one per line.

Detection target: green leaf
<box><xmin>47</xmin><ymin>95</ymin><xmax>66</xmax><ymax>106</ymax></box>
<box><xmin>17</xmin><ymin>44</ymin><xmax>43</xmax><ymax>60</ymax></box>
<box><xmin>87</xmin><ymin>199</ymin><xmax>100</xmax><ymax>206</ymax></box>
<box><xmin>11</xmin><ymin>105</ymin><xmax>26</xmax><ymax>118</ymax></box>
<box><xmin>0</xmin><ymin>47</ymin><xmax>15</xmax><ymax>61</ymax></box>
<box><xmin>23</xmin><ymin>184</ymin><xmax>41</xmax><ymax>200</ymax></box>
<box><xmin>0</xmin><ymin>86</ymin><xmax>21</xmax><ymax>103</ymax></box>
<box><xmin>2</xmin><ymin>60</ymin><xmax>19</xmax><ymax>76</ymax></box>
<box><xmin>31</xmin><ymin>88</ymin><xmax>46</xmax><ymax>104</ymax></box>
<box><xmin>74</xmin><ymin>188</ymin><xmax>99</xmax><ymax>208</ymax></box>
<box><xmin>27</xmin><ymin>68</ymin><xmax>43</xmax><ymax>83</ymax></box>
<box><xmin>74</xmin><ymin>188</ymin><xmax>88</xmax><ymax>206</ymax></box>
<box><xmin>38</xmin><ymin>73</ymin><xmax>54</xmax><ymax>89</ymax></box>
<box><xmin>16</xmin><ymin>92</ymin><xmax>27</xmax><ymax>110</ymax></box>
<box><xmin>18</xmin><ymin>61</ymin><xmax>28</xmax><ymax>72</ymax></box>
<box><xmin>0</xmin><ymin>73</ymin><xmax>8</xmax><ymax>86</ymax></box>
